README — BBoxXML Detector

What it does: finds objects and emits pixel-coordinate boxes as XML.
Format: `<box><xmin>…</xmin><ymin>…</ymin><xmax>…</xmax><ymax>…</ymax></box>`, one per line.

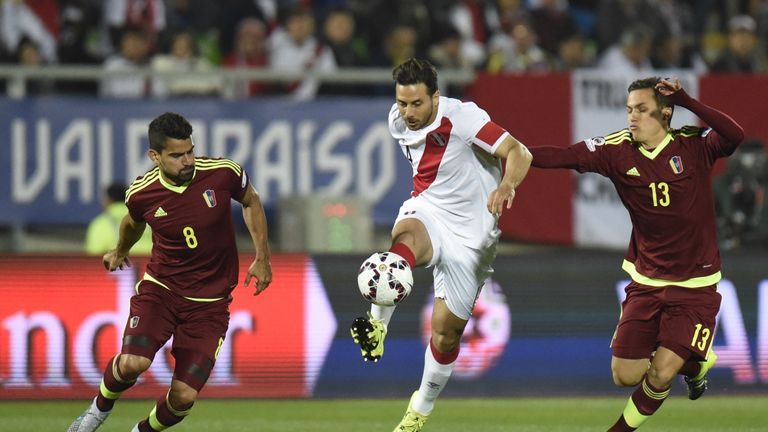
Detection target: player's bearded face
<box><xmin>153</xmin><ymin>138</ymin><xmax>196</xmax><ymax>186</ymax></box>
<box><xmin>395</xmin><ymin>83</ymin><xmax>439</xmax><ymax>131</ymax></box>
<box><xmin>626</xmin><ymin>88</ymin><xmax>667</xmax><ymax>146</ymax></box>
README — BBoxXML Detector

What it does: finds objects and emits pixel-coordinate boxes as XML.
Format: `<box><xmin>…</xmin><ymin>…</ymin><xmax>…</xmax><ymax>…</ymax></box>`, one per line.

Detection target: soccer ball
<box><xmin>357</xmin><ymin>252</ymin><xmax>413</xmax><ymax>306</ymax></box>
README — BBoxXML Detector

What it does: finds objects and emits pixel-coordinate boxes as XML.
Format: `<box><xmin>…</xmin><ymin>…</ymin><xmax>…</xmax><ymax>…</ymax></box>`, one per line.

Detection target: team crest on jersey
<box><xmin>129</xmin><ymin>316</ymin><xmax>140</xmax><ymax>328</ymax></box>
<box><xmin>429</xmin><ymin>131</ymin><xmax>447</xmax><ymax>147</ymax></box>
<box><xmin>203</xmin><ymin>189</ymin><xmax>217</xmax><ymax>207</ymax></box>
<box><xmin>669</xmin><ymin>156</ymin><xmax>684</xmax><ymax>174</ymax></box>
<box><xmin>585</xmin><ymin>136</ymin><xmax>605</xmax><ymax>152</ymax></box>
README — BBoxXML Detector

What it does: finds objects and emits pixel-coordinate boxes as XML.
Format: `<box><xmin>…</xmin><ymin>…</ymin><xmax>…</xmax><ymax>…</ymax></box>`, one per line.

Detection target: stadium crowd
<box><xmin>0</xmin><ymin>0</ymin><xmax>767</xmax><ymax>99</ymax></box>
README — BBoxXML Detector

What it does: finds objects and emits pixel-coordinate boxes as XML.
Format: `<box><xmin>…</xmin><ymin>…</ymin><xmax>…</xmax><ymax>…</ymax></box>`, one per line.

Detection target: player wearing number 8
<box><xmin>528</xmin><ymin>77</ymin><xmax>744</xmax><ymax>431</ymax></box>
<box><xmin>68</xmin><ymin>112</ymin><xmax>272</xmax><ymax>432</ymax></box>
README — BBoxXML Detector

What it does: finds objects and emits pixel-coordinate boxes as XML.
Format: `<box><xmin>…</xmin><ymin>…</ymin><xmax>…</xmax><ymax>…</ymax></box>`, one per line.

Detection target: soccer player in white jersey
<box><xmin>350</xmin><ymin>58</ymin><xmax>532</xmax><ymax>431</ymax></box>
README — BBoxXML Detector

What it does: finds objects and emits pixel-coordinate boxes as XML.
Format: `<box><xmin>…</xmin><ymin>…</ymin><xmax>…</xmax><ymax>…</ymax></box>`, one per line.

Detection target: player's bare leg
<box><xmin>394</xmin><ymin>299</ymin><xmax>466</xmax><ymax>431</ymax></box>
<box><xmin>68</xmin><ymin>354</ymin><xmax>149</xmax><ymax>432</ymax></box>
<box><xmin>608</xmin><ymin>347</ymin><xmax>685</xmax><ymax>431</ymax></box>
<box><xmin>132</xmin><ymin>379</ymin><xmax>197</xmax><ymax>431</ymax></box>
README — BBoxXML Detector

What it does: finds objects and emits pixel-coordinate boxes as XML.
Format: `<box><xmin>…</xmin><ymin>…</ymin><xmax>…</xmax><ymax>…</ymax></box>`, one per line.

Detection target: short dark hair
<box><xmin>628</xmin><ymin>77</ymin><xmax>674</xmax><ymax>124</ymax></box>
<box><xmin>105</xmin><ymin>182</ymin><xmax>127</xmax><ymax>203</ymax></box>
<box><xmin>392</xmin><ymin>58</ymin><xmax>439</xmax><ymax>96</ymax></box>
<box><xmin>147</xmin><ymin>112</ymin><xmax>193</xmax><ymax>152</ymax></box>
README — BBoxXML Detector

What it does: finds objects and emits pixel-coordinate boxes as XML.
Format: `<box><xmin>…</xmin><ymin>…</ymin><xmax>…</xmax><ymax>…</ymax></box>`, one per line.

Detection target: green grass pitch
<box><xmin>2</xmin><ymin>396</ymin><xmax>766</xmax><ymax>431</ymax></box>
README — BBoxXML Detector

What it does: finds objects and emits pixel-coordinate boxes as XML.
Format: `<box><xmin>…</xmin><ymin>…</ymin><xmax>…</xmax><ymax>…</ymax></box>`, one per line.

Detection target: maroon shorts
<box><xmin>120</xmin><ymin>281</ymin><xmax>230</xmax><ymax>389</ymax></box>
<box><xmin>611</xmin><ymin>281</ymin><xmax>721</xmax><ymax>361</ymax></box>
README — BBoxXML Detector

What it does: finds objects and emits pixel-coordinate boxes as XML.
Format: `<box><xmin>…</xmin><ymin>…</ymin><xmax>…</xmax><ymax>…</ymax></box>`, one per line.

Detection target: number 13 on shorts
<box><xmin>691</xmin><ymin>323</ymin><xmax>712</xmax><ymax>351</ymax></box>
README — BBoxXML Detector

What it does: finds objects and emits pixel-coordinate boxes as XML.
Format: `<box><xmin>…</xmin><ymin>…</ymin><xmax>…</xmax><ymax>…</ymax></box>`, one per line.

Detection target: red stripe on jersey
<box><xmin>413</xmin><ymin>117</ymin><xmax>453</xmax><ymax>196</ymax></box>
<box><xmin>475</xmin><ymin>121</ymin><xmax>506</xmax><ymax>147</ymax></box>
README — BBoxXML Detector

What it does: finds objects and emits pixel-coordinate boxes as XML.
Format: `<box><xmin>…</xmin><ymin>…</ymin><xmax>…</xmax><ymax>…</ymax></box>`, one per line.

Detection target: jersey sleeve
<box><xmin>571</xmin><ymin>130</ymin><xmax>627</xmax><ymax>177</ymax></box>
<box><xmin>229</xmin><ymin>162</ymin><xmax>249</xmax><ymax>202</ymax></box>
<box><xmin>457</xmin><ymin>102</ymin><xmax>510</xmax><ymax>154</ymax></box>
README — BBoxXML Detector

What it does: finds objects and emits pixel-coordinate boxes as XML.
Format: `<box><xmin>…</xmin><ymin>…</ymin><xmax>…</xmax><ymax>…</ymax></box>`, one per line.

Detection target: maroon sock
<box><xmin>96</xmin><ymin>355</ymin><xmax>136</xmax><ymax>412</ymax></box>
<box><xmin>388</xmin><ymin>243</ymin><xmax>416</xmax><ymax>268</ymax></box>
<box><xmin>678</xmin><ymin>358</ymin><xmax>701</xmax><ymax>377</ymax></box>
<box><xmin>138</xmin><ymin>397</ymin><xmax>192</xmax><ymax>431</ymax></box>
<box><xmin>632</xmin><ymin>378</ymin><xmax>670</xmax><ymax>416</ymax></box>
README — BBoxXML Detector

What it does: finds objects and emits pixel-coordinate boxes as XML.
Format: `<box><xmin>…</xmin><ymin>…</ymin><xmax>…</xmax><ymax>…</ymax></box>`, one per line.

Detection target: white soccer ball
<box><xmin>357</xmin><ymin>252</ymin><xmax>413</xmax><ymax>306</ymax></box>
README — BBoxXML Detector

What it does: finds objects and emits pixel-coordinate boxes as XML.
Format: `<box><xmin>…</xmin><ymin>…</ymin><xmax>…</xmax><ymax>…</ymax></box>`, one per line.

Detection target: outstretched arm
<box><xmin>529</xmin><ymin>145</ymin><xmax>581</xmax><ymax>169</ymax></box>
<box><xmin>103</xmin><ymin>214</ymin><xmax>146</xmax><ymax>271</ymax></box>
<box><xmin>656</xmin><ymin>78</ymin><xmax>744</xmax><ymax>146</ymax></box>
<box><xmin>240</xmin><ymin>185</ymin><xmax>272</xmax><ymax>295</ymax></box>
<box><xmin>487</xmin><ymin>135</ymin><xmax>532</xmax><ymax>216</ymax></box>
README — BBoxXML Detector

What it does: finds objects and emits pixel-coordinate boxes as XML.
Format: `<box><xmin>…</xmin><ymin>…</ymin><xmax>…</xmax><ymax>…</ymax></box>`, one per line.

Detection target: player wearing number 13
<box><xmin>529</xmin><ymin>78</ymin><xmax>744</xmax><ymax>431</ymax></box>
<box><xmin>68</xmin><ymin>112</ymin><xmax>272</xmax><ymax>432</ymax></box>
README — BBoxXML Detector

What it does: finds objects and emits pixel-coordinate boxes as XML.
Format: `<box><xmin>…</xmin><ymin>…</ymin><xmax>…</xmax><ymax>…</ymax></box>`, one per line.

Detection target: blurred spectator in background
<box><xmin>322</xmin><ymin>6</ymin><xmax>368</xmax><ymax>68</ymax></box>
<box><xmin>222</xmin><ymin>18</ymin><xmax>272</xmax><ymax>98</ymax></box>
<box><xmin>104</xmin><ymin>0</ymin><xmax>165</xmax><ymax>54</ymax></box>
<box><xmin>56</xmin><ymin>1</ymin><xmax>103</xmax><ymax>94</ymax></box>
<box><xmin>15</xmin><ymin>37</ymin><xmax>55</xmax><ymax>95</ymax></box>
<box><xmin>485</xmin><ymin>0</ymin><xmax>529</xmax><ymax>38</ymax></box>
<box><xmin>428</xmin><ymin>26</ymin><xmax>474</xmax><ymax>71</ymax></box>
<box><xmin>268</xmin><ymin>7</ymin><xmax>337</xmax><ymax>100</ymax></box>
<box><xmin>100</xmin><ymin>26</ymin><xmax>151</xmax><ymax>98</ymax></box>
<box><xmin>529</xmin><ymin>0</ymin><xmax>579</xmax><ymax>57</ymax></box>
<box><xmin>651</xmin><ymin>33</ymin><xmax>708</xmax><ymax>73</ymax></box>
<box><xmin>85</xmin><ymin>182</ymin><xmax>152</xmax><ymax>256</ymax></box>
<box><xmin>487</xmin><ymin>19</ymin><xmax>551</xmax><ymax>74</ymax></box>
<box><xmin>447</xmin><ymin>0</ymin><xmax>489</xmax><ymax>69</ymax></box>
<box><xmin>596</xmin><ymin>23</ymin><xmax>653</xmax><ymax>76</ymax></box>
<box><xmin>377</xmin><ymin>23</ymin><xmax>420</xmax><ymax>68</ymax></box>
<box><xmin>0</xmin><ymin>0</ymin><xmax>59</xmax><ymax>65</ymax></box>
<box><xmin>716</xmin><ymin>139</ymin><xmax>768</xmax><ymax>250</ymax></box>
<box><xmin>151</xmin><ymin>30</ymin><xmax>221</xmax><ymax>98</ymax></box>
<box><xmin>711</xmin><ymin>15</ymin><xmax>766</xmax><ymax>73</ymax></box>
<box><xmin>553</xmin><ymin>32</ymin><xmax>593</xmax><ymax>70</ymax></box>
<box><xmin>319</xmin><ymin>6</ymin><xmax>369</xmax><ymax>95</ymax></box>
<box><xmin>163</xmin><ymin>0</ymin><xmax>221</xmax><ymax>64</ymax></box>
<box><xmin>595</xmin><ymin>0</ymin><xmax>664</xmax><ymax>53</ymax></box>
<box><xmin>218</xmin><ymin>0</ymin><xmax>273</xmax><ymax>60</ymax></box>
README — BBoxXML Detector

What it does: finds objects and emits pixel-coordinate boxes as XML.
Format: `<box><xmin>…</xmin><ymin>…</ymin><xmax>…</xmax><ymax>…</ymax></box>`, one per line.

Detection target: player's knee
<box><xmin>117</xmin><ymin>354</ymin><xmax>151</xmax><ymax>379</ymax></box>
<box><xmin>169</xmin><ymin>380</ymin><xmax>198</xmax><ymax>409</ymax></box>
<box><xmin>431</xmin><ymin>331</ymin><xmax>460</xmax><ymax>353</ymax></box>
<box><xmin>646</xmin><ymin>364</ymin><xmax>676</xmax><ymax>387</ymax></box>
<box><xmin>611</xmin><ymin>367</ymin><xmax>643</xmax><ymax>387</ymax></box>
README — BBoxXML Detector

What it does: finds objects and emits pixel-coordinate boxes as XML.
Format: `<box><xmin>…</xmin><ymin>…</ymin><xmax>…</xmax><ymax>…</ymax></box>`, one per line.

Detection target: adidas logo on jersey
<box><xmin>154</xmin><ymin>207</ymin><xmax>168</xmax><ymax>217</ymax></box>
<box><xmin>625</xmin><ymin>167</ymin><xmax>640</xmax><ymax>177</ymax></box>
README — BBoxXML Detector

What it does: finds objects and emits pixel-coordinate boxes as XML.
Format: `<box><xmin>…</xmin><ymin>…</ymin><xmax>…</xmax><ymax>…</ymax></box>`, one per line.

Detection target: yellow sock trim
<box><xmin>99</xmin><ymin>379</ymin><xmax>121</xmax><ymax>400</ymax></box>
<box><xmin>622</xmin><ymin>398</ymin><xmax>649</xmax><ymax>429</ymax></box>
<box><xmin>642</xmin><ymin>380</ymin><xmax>670</xmax><ymax>400</ymax></box>
<box><xmin>148</xmin><ymin>406</ymin><xmax>168</xmax><ymax>431</ymax></box>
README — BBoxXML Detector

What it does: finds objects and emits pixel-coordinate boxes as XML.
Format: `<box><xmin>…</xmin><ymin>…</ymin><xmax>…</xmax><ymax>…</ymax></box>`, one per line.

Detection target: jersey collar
<box><xmin>638</xmin><ymin>131</ymin><xmax>673</xmax><ymax>160</ymax></box>
<box><xmin>158</xmin><ymin>167</ymin><xmax>196</xmax><ymax>193</ymax></box>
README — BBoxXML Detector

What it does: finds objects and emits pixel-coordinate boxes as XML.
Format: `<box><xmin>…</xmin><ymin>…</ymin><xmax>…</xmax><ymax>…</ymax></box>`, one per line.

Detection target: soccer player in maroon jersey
<box><xmin>529</xmin><ymin>77</ymin><xmax>744</xmax><ymax>431</ymax></box>
<box><xmin>68</xmin><ymin>112</ymin><xmax>272</xmax><ymax>432</ymax></box>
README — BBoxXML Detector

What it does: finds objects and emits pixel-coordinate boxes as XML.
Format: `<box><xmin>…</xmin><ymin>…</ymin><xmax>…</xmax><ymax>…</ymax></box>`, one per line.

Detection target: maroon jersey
<box><xmin>572</xmin><ymin>126</ymin><xmax>739</xmax><ymax>287</ymax></box>
<box><xmin>125</xmin><ymin>158</ymin><xmax>248</xmax><ymax>300</ymax></box>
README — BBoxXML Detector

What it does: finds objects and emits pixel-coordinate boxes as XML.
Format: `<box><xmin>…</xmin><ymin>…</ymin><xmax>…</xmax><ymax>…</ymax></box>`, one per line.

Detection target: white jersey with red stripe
<box><xmin>388</xmin><ymin>96</ymin><xmax>509</xmax><ymax>249</ymax></box>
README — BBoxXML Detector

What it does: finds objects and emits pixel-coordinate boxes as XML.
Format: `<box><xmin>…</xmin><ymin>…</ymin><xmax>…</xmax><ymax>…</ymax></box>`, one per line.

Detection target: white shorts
<box><xmin>394</xmin><ymin>198</ymin><xmax>498</xmax><ymax>320</ymax></box>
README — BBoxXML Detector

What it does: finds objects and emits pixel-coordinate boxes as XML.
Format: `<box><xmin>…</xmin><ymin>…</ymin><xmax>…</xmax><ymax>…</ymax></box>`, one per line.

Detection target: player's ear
<box><xmin>661</xmin><ymin>106</ymin><xmax>672</xmax><ymax>120</ymax></box>
<box><xmin>148</xmin><ymin>149</ymin><xmax>159</xmax><ymax>164</ymax></box>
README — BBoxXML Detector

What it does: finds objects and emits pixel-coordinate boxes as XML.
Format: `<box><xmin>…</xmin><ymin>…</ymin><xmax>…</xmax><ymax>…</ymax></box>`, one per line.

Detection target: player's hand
<box><xmin>487</xmin><ymin>182</ymin><xmax>516</xmax><ymax>216</ymax></box>
<box><xmin>245</xmin><ymin>258</ymin><xmax>272</xmax><ymax>296</ymax></box>
<box><xmin>655</xmin><ymin>78</ymin><xmax>681</xmax><ymax>96</ymax></box>
<box><xmin>103</xmin><ymin>250</ymin><xmax>131</xmax><ymax>272</ymax></box>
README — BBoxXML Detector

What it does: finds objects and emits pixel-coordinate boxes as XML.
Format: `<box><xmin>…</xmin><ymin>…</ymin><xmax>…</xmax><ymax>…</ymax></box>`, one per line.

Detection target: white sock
<box><xmin>412</xmin><ymin>344</ymin><xmax>456</xmax><ymax>416</ymax></box>
<box><xmin>371</xmin><ymin>304</ymin><xmax>396</xmax><ymax>327</ymax></box>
